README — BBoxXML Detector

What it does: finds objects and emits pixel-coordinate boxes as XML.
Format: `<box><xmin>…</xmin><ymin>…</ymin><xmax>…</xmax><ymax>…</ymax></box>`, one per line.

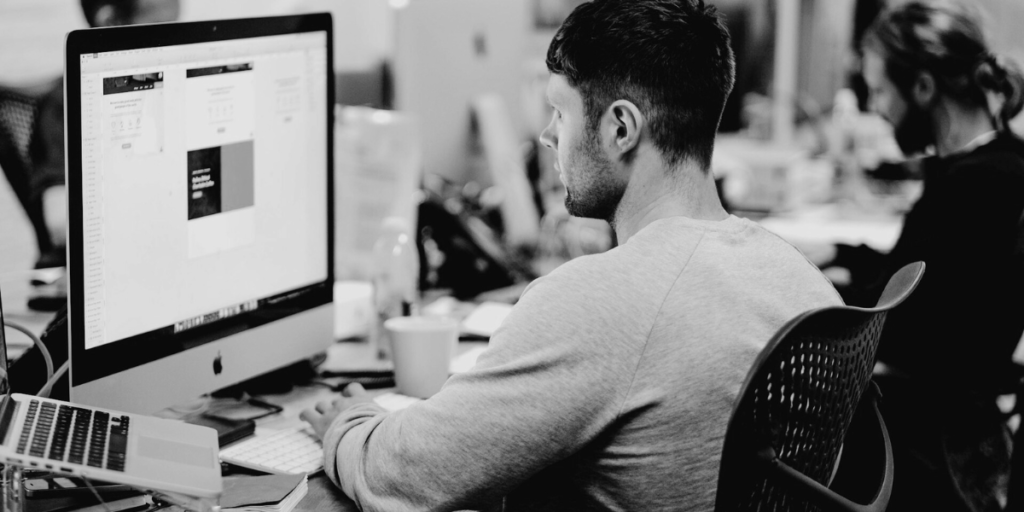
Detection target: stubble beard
<box><xmin>564</xmin><ymin>129</ymin><xmax>624</xmax><ymax>223</ymax></box>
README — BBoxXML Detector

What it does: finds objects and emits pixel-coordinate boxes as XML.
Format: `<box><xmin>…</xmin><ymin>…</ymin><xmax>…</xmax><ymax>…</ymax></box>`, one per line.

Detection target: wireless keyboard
<box><xmin>220</xmin><ymin>425</ymin><xmax>322</xmax><ymax>475</ymax></box>
<box><xmin>218</xmin><ymin>392</ymin><xmax>421</xmax><ymax>475</ymax></box>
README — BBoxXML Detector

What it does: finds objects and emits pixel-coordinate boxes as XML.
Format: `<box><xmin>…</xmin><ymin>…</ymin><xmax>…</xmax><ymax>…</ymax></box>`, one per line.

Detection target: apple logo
<box><xmin>213</xmin><ymin>352</ymin><xmax>223</xmax><ymax>375</ymax></box>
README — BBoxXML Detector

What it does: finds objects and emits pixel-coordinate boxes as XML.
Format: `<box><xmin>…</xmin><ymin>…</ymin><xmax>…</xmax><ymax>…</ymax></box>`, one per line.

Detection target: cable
<box><xmin>3</xmin><ymin>320</ymin><xmax>54</xmax><ymax>382</ymax></box>
<box><xmin>37</xmin><ymin>360</ymin><xmax>68</xmax><ymax>399</ymax></box>
<box><xmin>310</xmin><ymin>375</ymin><xmax>396</xmax><ymax>391</ymax></box>
<box><xmin>82</xmin><ymin>474</ymin><xmax>115</xmax><ymax>512</ymax></box>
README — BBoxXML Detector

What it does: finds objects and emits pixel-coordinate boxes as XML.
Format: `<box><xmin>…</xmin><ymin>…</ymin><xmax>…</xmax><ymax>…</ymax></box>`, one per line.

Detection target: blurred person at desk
<box><xmin>301</xmin><ymin>1</ymin><xmax>841</xmax><ymax>510</ymax></box>
<box><xmin>5</xmin><ymin>0</ymin><xmax>181</xmax><ymax>397</ymax></box>
<box><xmin>814</xmin><ymin>2</ymin><xmax>1024</xmax><ymax>510</ymax></box>
<box><xmin>21</xmin><ymin>0</ymin><xmax>179</xmax><ymax>310</ymax></box>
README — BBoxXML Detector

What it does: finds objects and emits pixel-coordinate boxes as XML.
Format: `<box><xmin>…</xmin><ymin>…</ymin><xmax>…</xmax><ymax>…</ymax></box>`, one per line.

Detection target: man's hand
<box><xmin>300</xmin><ymin>383</ymin><xmax>376</xmax><ymax>440</ymax></box>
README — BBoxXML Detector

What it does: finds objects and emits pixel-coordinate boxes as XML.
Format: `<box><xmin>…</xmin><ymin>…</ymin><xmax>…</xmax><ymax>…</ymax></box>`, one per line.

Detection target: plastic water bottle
<box><xmin>830</xmin><ymin>88</ymin><xmax>861</xmax><ymax>201</ymax></box>
<box><xmin>371</xmin><ymin>216</ymin><xmax>420</xmax><ymax>360</ymax></box>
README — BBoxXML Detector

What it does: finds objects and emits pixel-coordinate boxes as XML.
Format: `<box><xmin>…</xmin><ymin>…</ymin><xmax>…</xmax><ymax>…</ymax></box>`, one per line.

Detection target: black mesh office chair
<box><xmin>715</xmin><ymin>261</ymin><xmax>925</xmax><ymax>512</ymax></box>
<box><xmin>1004</xmin><ymin>361</ymin><xmax>1024</xmax><ymax>512</ymax></box>
<box><xmin>0</xmin><ymin>82</ymin><xmax>55</xmax><ymax>266</ymax></box>
<box><xmin>1004</xmin><ymin>210</ymin><xmax>1024</xmax><ymax>512</ymax></box>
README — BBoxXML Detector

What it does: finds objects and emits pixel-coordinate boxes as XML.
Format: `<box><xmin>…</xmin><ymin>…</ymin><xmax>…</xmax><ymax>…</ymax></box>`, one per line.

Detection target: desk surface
<box><xmin>181</xmin><ymin>340</ymin><xmax>487</xmax><ymax>512</ymax></box>
<box><xmin>296</xmin><ymin>475</ymin><xmax>358</xmax><ymax>512</ymax></box>
<box><xmin>1</xmin><ymin>271</ymin><xmax>482</xmax><ymax>511</ymax></box>
<box><xmin>0</xmin><ymin>269</ymin><xmax>58</xmax><ymax>360</ymax></box>
<box><xmin>756</xmin><ymin>203</ymin><xmax>903</xmax><ymax>252</ymax></box>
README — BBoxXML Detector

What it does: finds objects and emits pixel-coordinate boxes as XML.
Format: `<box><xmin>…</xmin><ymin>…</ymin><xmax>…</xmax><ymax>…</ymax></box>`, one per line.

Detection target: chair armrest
<box><xmin>758</xmin><ymin>388</ymin><xmax>893</xmax><ymax>512</ymax></box>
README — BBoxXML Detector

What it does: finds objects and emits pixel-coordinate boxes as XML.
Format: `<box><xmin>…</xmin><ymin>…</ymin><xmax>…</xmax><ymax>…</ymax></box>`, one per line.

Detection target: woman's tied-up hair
<box><xmin>863</xmin><ymin>1</ymin><xmax>1024</xmax><ymax>132</ymax></box>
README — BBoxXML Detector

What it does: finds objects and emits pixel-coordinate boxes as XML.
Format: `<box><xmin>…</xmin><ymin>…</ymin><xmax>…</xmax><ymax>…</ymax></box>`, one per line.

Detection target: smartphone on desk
<box><xmin>187</xmin><ymin>414</ymin><xmax>256</xmax><ymax>447</ymax></box>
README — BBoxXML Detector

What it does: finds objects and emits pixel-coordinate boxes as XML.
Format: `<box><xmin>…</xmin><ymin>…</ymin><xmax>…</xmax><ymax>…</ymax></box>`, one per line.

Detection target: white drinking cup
<box><xmin>384</xmin><ymin>316</ymin><xmax>459</xmax><ymax>398</ymax></box>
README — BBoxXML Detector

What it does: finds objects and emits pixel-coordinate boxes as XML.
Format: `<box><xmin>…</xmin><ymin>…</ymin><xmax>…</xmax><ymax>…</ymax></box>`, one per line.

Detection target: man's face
<box><xmin>538</xmin><ymin>74</ymin><xmax>625</xmax><ymax>221</ymax></box>
<box><xmin>862</xmin><ymin>50</ymin><xmax>935</xmax><ymax>156</ymax></box>
<box><xmin>131</xmin><ymin>0</ymin><xmax>180</xmax><ymax>24</ymax></box>
<box><xmin>96</xmin><ymin>0</ymin><xmax>179</xmax><ymax>27</ymax></box>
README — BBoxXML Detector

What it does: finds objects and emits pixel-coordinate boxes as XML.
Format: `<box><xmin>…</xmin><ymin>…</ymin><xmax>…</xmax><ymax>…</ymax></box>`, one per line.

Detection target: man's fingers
<box><xmin>314</xmin><ymin>400</ymin><xmax>334</xmax><ymax>413</ymax></box>
<box><xmin>299</xmin><ymin>408</ymin><xmax>319</xmax><ymax>424</ymax></box>
<box><xmin>341</xmin><ymin>382</ymin><xmax>366</xmax><ymax>397</ymax></box>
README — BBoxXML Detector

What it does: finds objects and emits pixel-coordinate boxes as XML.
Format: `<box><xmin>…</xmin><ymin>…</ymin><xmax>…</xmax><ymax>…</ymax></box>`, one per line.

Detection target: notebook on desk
<box><xmin>0</xmin><ymin>286</ymin><xmax>223</xmax><ymax>499</ymax></box>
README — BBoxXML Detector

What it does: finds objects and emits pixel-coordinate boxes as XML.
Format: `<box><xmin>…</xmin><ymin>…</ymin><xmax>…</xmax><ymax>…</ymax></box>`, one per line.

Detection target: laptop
<box><xmin>0</xmin><ymin>287</ymin><xmax>222</xmax><ymax>499</ymax></box>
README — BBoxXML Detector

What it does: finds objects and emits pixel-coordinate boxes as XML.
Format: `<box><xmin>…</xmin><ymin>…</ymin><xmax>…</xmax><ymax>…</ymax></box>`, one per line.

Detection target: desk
<box><xmin>171</xmin><ymin>339</ymin><xmax>488</xmax><ymax>512</ymax></box>
<box><xmin>229</xmin><ymin>384</ymin><xmax>357</xmax><ymax>512</ymax></box>
<box><xmin>3</xmin><ymin>269</ymin><xmax>488</xmax><ymax>511</ymax></box>
<box><xmin>294</xmin><ymin>475</ymin><xmax>357</xmax><ymax>512</ymax></box>
<box><xmin>0</xmin><ymin>269</ymin><xmax>58</xmax><ymax>360</ymax></box>
<box><xmin>756</xmin><ymin>203</ymin><xmax>903</xmax><ymax>252</ymax></box>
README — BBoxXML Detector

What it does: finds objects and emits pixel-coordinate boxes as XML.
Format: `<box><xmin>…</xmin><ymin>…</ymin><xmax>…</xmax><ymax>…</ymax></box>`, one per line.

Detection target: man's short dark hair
<box><xmin>546</xmin><ymin>0</ymin><xmax>735</xmax><ymax>169</ymax></box>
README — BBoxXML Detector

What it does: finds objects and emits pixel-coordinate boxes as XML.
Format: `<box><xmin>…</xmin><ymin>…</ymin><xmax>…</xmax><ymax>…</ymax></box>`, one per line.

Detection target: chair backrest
<box><xmin>0</xmin><ymin>83</ymin><xmax>51</xmax><ymax>255</ymax></box>
<box><xmin>1014</xmin><ymin>208</ymin><xmax>1024</xmax><ymax>266</ymax></box>
<box><xmin>715</xmin><ymin>261</ymin><xmax>925</xmax><ymax>512</ymax></box>
<box><xmin>1008</xmin><ymin>211</ymin><xmax>1024</xmax><ymax>512</ymax></box>
<box><xmin>0</xmin><ymin>85</ymin><xmax>41</xmax><ymax>195</ymax></box>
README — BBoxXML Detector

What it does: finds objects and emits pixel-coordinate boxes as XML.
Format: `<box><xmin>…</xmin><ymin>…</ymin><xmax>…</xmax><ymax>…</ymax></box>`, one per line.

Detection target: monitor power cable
<box><xmin>83</xmin><ymin>474</ymin><xmax>116</xmax><ymax>512</ymax></box>
<box><xmin>38</xmin><ymin>360</ymin><xmax>69</xmax><ymax>399</ymax></box>
<box><xmin>3</xmin><ymin>320</ymin><xmax>66</xmax><ymax>398</ymax></box>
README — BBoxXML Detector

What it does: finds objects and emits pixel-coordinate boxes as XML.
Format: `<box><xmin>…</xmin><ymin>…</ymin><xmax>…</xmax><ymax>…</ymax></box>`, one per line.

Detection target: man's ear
<box><xmin>602</xmin><ymin>100</ymin><xmax>643</xmax><ymax>158</ymax></box>
<box><xmin>911</xmin><ymin>71</ymin><xmax>937</xmax><ymax>107</ymax></box>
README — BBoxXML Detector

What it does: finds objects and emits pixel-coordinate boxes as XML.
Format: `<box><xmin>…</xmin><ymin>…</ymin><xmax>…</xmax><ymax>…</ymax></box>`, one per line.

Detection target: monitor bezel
<box><xmin>65</xmin><ymin>14</ymin><xmax>335</xmax><ymax>387</ymax></box>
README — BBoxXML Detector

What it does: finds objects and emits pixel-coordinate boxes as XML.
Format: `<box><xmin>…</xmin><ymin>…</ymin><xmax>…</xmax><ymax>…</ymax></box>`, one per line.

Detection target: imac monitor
<box><xmin>64</xmin><ymin>14</ymin><xmax>334</xmax><ymax>414</ymax></box>
<box><xmin>392</xmin><ymin>0</ymin><xmax>530</xmax><ymax>185</ymax></box>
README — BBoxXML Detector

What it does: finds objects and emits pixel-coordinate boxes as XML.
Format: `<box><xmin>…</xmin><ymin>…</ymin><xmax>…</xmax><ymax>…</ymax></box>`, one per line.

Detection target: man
<box><xmin>302</xmin><ymin>1</ymin><xmax>841</xmax><ymax>510</ymax></box>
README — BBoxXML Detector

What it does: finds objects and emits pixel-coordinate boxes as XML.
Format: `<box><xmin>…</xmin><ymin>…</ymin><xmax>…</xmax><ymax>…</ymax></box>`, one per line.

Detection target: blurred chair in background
<box><xmin>0</xmin><ymin>83</ymin><xmax>60</xmax><ymax>270</ymax></box>
<box><xmin>1004</xmin><ymin>209</ymin><xmax>1024</xmax><ymax>512</ymax></box>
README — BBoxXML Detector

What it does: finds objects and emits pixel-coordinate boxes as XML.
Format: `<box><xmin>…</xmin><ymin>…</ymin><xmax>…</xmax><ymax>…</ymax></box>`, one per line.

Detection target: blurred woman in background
<box><xmin>821</xmin><ymin>1</ymin><xmax>1024</xmax><ymax>510</ymax></box>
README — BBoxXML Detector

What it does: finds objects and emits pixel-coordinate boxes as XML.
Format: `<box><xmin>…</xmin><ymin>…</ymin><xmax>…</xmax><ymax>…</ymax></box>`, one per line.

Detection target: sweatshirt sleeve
<box><xmin>319</xmin><ymin>263</ymin><xmax>650</xmax><ymax>511</ymax></box>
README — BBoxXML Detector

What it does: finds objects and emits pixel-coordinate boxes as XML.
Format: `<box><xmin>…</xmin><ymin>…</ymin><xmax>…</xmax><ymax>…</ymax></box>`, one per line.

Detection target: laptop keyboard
<box><xmin>16</xmin><ymin>400</ymin><xmax>130</xmax><ymax>472</ymax></box>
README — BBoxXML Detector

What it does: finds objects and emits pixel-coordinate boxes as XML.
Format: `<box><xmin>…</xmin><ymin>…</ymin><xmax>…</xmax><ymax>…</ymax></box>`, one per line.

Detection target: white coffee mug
<box><xmin>384</xmin><ymin>316</ymin><xmax>459</xmax><ymax>398</ymax></box>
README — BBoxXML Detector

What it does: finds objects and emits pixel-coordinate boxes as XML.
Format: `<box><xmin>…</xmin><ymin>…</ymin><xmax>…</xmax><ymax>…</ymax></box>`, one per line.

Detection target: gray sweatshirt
<box><xmin>322</xmin><ymin>215</ymin><xmax>842</xmax><ymax>511</ymax></box>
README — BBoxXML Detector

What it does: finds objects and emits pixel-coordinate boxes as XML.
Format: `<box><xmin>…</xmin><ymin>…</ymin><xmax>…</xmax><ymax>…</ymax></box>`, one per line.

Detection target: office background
<box><xmin>0</xmin><ymin>0</ymin><xmax>1022</xmax><ymax>509</ymax></box>
<box><xmin>0</xmin><ymin>0</ymin><xmax>1023</xmax><ymax>292</ymax></box>
<box><xmin>0</xmin><ymin>0</ymin><xmax>1022</xmax><ymax>289</ymax></box>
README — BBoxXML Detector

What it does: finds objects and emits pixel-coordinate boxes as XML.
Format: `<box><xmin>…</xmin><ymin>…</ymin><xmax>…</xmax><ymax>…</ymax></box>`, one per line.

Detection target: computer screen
<box><xmin>392</xmin><ymin>0</ymin><xmax>529</xmax><ymax>186</ymax></box>
<box><xmin>0</xmin><ymin>287</ymin><xmax>8</xmax><ymax>397</ymax></box>
<box><xmin>65</xmin><ymin>15</ymin><xmax>334</xmax><ymax>414</ymax></box>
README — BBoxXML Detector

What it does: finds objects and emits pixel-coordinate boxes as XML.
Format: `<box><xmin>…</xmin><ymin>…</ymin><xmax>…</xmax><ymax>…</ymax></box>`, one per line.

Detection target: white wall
<box><xmin>0</xmin><ymin>0</ymin><xmax>393</xmax><ymax>86</ymax></box>
<box><xmin>184</xmin><ymin>0</ymin><xmax>394</xmax><ymax>71</ymax></box>
<box><xmin>0</xmin><ymin>0</ymin><xmax>86</xmax><ymax>86</ymax></box>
